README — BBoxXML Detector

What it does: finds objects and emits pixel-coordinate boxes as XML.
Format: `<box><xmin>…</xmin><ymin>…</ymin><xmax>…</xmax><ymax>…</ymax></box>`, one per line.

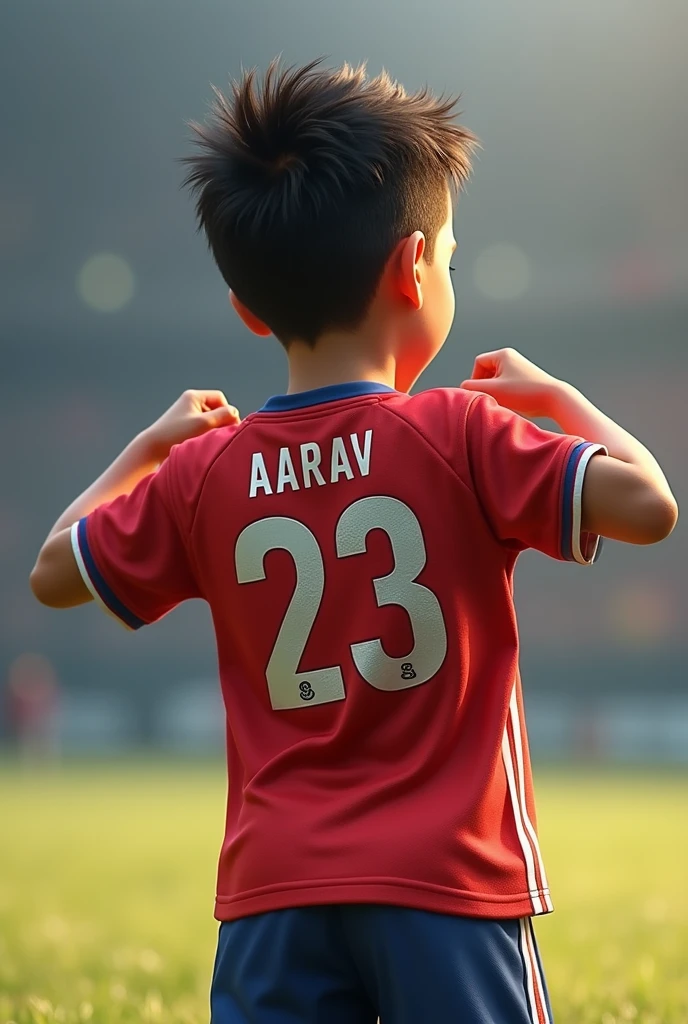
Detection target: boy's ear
<box><xmin>229</xmin><ymin>290</ymin><xmax>272</xmax><ymax>337</ymax></box>
<box><xmin>396</xmin><ymin>231</ymin><xmax>426</xmax><ymax>311</ymax></box>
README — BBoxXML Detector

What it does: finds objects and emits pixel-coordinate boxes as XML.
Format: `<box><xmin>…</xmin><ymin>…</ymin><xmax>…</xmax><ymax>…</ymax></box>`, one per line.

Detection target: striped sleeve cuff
<box><xmin>560</xmin><ymin>442</ymin><xmax>608</xmax><ymax>564</ymax></box>
<box><xmin>70</xmin><ymin>518</ymin><xmax>146</xmax><ymax>630</ymax></box>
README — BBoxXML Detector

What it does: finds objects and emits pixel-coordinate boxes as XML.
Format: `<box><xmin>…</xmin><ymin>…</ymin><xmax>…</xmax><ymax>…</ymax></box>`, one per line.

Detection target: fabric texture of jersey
<box><xmin>210</xmin><ymin>905</ymin><xmax>553</xmax><ymax>1024</ymax></box>
<box><xmin>72</xmin><ymin>384</ymin><xmax>605</xmax><ymax>921</ymax></box>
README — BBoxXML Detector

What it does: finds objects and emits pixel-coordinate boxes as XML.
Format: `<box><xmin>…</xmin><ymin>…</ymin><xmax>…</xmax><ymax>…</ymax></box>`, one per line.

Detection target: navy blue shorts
<box><xmin>210</xmin><ymin>905</ymin><xmax>553</xmax><ymax>1023</ymax></box>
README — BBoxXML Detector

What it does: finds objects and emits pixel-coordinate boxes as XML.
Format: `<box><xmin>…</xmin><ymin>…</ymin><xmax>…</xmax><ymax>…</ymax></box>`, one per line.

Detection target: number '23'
<box><xmin>235</xmin><ymin>496</ymin><xmax>448</xmax><ymax>710</ymax></box>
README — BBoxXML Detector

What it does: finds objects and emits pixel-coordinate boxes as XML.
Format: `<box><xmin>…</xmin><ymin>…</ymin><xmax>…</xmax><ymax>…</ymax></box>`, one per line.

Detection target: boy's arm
<box><xmin>462</xmin><ymin>349</ymin><xmax>678</xmax><ymax>545</ymax></box>
<box><xmin>30</xmin><ymin>390</ymin><xmax>239</xmax><ymax>608</ymax></box>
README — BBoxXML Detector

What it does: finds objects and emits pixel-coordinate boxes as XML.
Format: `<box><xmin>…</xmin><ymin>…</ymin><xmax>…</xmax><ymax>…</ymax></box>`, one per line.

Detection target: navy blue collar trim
<box><xmin>260</xmin><ymin>381</ymin><xmax>396</xmax><ymax>412</ymax></box>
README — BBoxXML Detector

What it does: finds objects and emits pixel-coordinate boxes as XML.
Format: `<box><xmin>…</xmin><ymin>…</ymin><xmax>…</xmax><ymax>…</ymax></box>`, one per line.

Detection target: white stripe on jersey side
<box><xmin>526</xmin><ymin>918</ymin><xmax>551</xmax><ymax>1024</ymax></box>
<box><xmin>509</xmin><ymin>689</ymin><xmax>553</xmax><ymax>913</ymax></box>
<box><xmin>571</xmin><ymin>443</ymin><xmax>607</xmax><ymax>564</ymax></box>
<box><xmin>501</xmin><ymin>720</ymin><xmax>543</xmax><ymax>915</ymax></box>
<box><xmin>70</xmin><ymin>522</ymin><xmax>133</xmax><ymax>631</ymax></box>
<box><xmin>519</xmin><ymin>917</ymin><xmax>540</xmax><ymax>1023</ymax></box>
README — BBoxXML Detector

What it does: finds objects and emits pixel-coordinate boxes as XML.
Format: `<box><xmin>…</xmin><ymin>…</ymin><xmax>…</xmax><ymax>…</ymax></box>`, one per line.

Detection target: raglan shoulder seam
<box><xmin>166</xmin><ymin>415</ymin><xmax>258</xmax><ymax>583</ymax></box>
<box><xmin>459</xmin><ymin>392</ymin><xmax>511</xmax><ymax>549</ymax></box>
<box><xmin>190</xmin><ymin>416</ymin><xmax>257</xmax><ymax>531</ymax></box>
<box><xmin>379</xmin><ymin>399</ymin><xmax>478</xmax><ymax>500</ymax></box>
<box><xmin>460</xmin><ymin>393</ymin><xmax>488</xmax><ymax>497</ymax></box>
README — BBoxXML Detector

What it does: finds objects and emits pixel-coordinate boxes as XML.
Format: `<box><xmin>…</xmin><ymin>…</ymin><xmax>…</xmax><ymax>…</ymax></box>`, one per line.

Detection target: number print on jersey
<box><xmin>336</xmin><ymin>496</ymin><xmax>447</xmax><ymax>691</ymax></box>
<box><xmin>234</xmin><ymin>517</ymin><xmax>345</xmax><ymax>710</ymax></box>
<box><xmin>234</xmin><ymin>498</ymin><xmax>448</xmax><ymax>710</ymax></box>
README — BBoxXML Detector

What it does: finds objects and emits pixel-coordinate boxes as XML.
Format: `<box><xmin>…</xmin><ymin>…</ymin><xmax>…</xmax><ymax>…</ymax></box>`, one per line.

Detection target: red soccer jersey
<box><xmin>72</xmin><ymin>382</ymin><xmax>604</xmax><ymax>921</ymax></box>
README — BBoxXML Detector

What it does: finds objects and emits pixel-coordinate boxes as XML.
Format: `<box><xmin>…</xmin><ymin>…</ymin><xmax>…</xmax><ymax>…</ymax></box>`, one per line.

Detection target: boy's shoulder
<box><xmin>380</xmin><ymin>385</ymin><xmax>482</xmax><ymax>462</ymax></box>
<box><xmin>166</xmin><ymin>419</ymin><xmax>249</xmax><ymax>507</ymax></box>
<box><xmin>385</xmin><ymin>385</ymin><xmax>476</xmax><ymax>419</ymax></box>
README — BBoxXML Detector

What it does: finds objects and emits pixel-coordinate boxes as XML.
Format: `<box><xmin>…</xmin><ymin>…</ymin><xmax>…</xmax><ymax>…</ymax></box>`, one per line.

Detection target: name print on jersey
<box><xmin>249</xmin><ymin>430</ymin><xmax>373</xmax><ymax>498</ymax></box>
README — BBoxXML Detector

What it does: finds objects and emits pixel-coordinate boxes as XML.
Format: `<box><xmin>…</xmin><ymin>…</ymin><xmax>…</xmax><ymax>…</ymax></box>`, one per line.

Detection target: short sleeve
<box><xmin>465</xmin><ymin>393</ymin><xmax>606</xmax><ymax>563</ymax></box>
<box><xmin>70</xmin><ymin>453</ymin><xmax>200</xmax><ymax>629</ymax></box>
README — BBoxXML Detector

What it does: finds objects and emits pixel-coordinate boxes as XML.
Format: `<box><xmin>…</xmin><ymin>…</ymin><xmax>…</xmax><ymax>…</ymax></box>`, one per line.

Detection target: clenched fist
<box><xmin>145</xmin><ymin>390</ymin><xmax>241</xmax><ymax>461</ymax></box>
<box><xmin>461</xmin><ymin>348</ymin><xmax>563</xmax><ymax>419</ymax></box>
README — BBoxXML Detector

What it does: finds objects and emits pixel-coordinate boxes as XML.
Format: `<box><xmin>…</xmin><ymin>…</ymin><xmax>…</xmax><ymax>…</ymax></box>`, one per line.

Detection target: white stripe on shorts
<box><xmin>519</xmin><ymin>917</ymin><xmax>551</xmax><ymax>1024</ymax></box>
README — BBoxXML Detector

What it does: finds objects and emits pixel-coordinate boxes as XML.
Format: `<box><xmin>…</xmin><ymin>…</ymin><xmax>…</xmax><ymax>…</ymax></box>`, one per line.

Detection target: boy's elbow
<box><xmin>637</xmin><ymin>491</ymin><xmax>679</xmax><ymax>544</ymax></box>
<box><xmin>30</xmin><ymin>559</ymin><xmax>57</xmax><ymax>607</ymax></box>
<box><xmin>30</xmin><ymin>562</ymin><xmax>76</xmax><ymax>608</ymax></box>
<box><xmin>29</xmin><ymin>544</ymin><xmax>78</xmax><ymax>608</ymax></box>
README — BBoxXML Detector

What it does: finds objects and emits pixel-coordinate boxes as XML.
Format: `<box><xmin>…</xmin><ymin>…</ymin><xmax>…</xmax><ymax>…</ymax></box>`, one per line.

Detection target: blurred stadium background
<box><xmin>1</xmin><ymin>0</ymin><xmax>685</xmax><ymax>763</ymax></box>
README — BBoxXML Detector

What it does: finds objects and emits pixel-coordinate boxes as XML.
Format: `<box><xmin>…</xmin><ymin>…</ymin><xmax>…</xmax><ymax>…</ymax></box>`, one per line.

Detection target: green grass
<box><xmin>1</xmin><ymin>763</ymin><xmax>686</xmax><ymax>1023</ymax></box>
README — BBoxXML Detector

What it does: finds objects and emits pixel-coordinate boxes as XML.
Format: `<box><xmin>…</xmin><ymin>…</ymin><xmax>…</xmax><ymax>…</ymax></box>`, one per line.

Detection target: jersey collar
<box><xmin>259</xmin><ymin>381</ymin><xmax>396</xmax><ymax>412</ymax></box>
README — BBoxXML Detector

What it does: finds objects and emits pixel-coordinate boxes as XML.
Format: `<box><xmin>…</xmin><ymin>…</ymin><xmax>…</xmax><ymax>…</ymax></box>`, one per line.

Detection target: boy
<box><xmin>31</xmin><ymin>59</ymin><xmax>678</xmax><ymax>1023</ymax></box>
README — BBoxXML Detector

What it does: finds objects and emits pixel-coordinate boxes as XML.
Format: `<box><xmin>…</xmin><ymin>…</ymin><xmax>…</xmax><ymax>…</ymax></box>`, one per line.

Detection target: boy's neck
<box><xmin>285</xmin><ymin>331</ymin><xmax>398</xmax><ymax>395</ymax></box>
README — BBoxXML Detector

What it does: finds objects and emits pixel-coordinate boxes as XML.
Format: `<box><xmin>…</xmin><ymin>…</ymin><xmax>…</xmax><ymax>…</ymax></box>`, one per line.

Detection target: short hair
<box><xmin>183</xmin><ymin>58</ymin><xmax>477</xmax><ymax>347</ymax></box>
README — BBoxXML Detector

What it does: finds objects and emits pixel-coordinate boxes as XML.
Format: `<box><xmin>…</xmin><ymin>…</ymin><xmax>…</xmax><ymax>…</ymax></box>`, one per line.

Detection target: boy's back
<box><xmin>78</xmin><ymin>381</ymin><xmax>600</xmax><ymax>922</ymax></box>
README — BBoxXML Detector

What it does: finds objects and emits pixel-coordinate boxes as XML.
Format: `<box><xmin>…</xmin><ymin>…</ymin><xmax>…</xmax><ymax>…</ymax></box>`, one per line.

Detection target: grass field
<box><xmin>1</xmin><ymin>763</ymin><xmax>686</xmax><ymax>1024</ymax></box>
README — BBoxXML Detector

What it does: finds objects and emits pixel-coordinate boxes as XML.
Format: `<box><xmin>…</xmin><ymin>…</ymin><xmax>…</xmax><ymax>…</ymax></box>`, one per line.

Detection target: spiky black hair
<box><xmin>183</xmin><ymin>58</ymin><xmax>477</xmax><ymax>346</ymax></box>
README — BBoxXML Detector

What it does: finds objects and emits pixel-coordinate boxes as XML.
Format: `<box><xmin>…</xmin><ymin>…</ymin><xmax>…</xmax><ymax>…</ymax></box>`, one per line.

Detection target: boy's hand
<box><xmin>461</xmin><ymin>348</ymin><xmax>562</xmax><ymax>419</ymax></box>
<box><xmin>144</xmin><ymin>390</ymin><xmax>241</xmax><ymax>462</ymax></box>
